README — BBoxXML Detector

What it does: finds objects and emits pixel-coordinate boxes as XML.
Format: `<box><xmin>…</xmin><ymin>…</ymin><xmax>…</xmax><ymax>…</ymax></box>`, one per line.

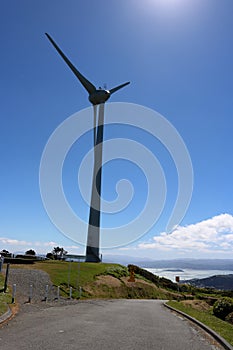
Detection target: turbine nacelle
<box><xmin>89</xmin><ymin>89</ymin><xmax>110</xmax><ymax>105</ymax></box>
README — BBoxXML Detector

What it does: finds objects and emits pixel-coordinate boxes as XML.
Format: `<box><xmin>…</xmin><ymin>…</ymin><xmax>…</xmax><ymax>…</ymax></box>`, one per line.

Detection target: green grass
<box><xmin>34</xmin><ymin>261</ymin><xmax>121</xmax><ymax>284</ymax></box>
<box><xmin>25</xmin><ymin>261</ymin><xmax>125</xmax><ymax>298</ymax></box>
<box><xmin>11</xmin><ymin>261</ymin><xmax>178</xmax><ymax>300</ymax></box>
<box><xmin>167</xmin><ymin>300</ymin><xmax>233</xmax><ymax>346</ymax></box>
<box><xmin>0</xmin><ymin>273</ymin><xmax>11</xmax><ymax>316</ymax></box>
<box><xmin>101</xmin><ymin>265</ymin><xmax>129</xmax><ymax>279</ymax></box>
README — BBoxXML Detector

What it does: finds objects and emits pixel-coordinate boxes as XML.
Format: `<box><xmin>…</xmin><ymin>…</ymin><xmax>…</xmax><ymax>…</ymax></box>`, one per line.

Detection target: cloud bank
<box><xmin>1</xmin><ymin>214</ymin><xmax>233</xmax><ymax>258</ymax></box>
<box><xmin>139</xmin><ymin>213</ymin><xmax>233</xmax><ymax>254</ymax></box>
<box><xmin>0</xmin><ymin>237</ymin><xmax>80</xmax><ymax>254</ymax></box>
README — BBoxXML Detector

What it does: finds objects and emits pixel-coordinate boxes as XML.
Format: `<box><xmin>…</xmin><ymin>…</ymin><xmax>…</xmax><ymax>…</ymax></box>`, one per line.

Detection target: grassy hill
<box><xmin>182</xmin><ymin>274</ymin><xmax>233</xmax><ymax>290</ymax></box>
<box><xmin>1</xmin><ymin>261</ymin><xmax>186</xmax><ymax>302</ymax></box>
<box><xmin>12</xmin><ymin>261</ymin><xmax>182</xmax><ymax>300</ymax></box>
<box><xmin>2</xmin><ymin>261</ymin><xmax>233</xmax><ymax>300</ymax></box>
<box><xmin>1</xmin><ymin>261</ymin><xmax>233</xmax><ymax>345</ymax></box>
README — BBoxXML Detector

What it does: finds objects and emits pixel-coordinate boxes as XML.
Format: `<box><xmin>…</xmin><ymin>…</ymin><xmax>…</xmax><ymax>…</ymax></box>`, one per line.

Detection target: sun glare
<box><xmin>138</xmin><ymin>0</ymin><xmax>199</xmax><ymax>19</ymax></box>
<box><xmin>153</xmin><ymin>0</ymin><xmax>189</xmax><ymax>11</ymax></box>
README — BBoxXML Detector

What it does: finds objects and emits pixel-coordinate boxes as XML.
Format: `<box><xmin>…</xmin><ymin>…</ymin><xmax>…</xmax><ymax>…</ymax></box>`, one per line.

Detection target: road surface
<box><xmin>0</xmin><ymin>300</ymin><xmax>223</xmax><ymax>349</ymax></box>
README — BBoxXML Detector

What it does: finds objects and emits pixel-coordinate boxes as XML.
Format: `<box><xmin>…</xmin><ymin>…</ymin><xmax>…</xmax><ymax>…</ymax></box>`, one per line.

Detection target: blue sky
<box><xmin>1</xmin><ymin>0</ymin><xmax>233</xmax><ymax>260</ymax></box>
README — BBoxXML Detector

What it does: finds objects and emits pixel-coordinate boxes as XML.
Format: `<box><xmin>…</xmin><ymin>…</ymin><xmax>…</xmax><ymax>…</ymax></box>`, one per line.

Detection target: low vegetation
<box><xmin>1</xmin><ymin>259</ymin><xmax>233</xmax><ymax>346</ymax></box>
<box><xmin>213</xmin><ymin>297</ymin><xmax>233</xmax><ymax>320</ymax></box>
<box><xmin>101</xmin><ymin>265</ymin><xmax>129</xmax><ymax>279</ymax></box>
<box><xmin>26</xmin><ymin>261</ymin><xmax>179</xmax><ymax>299</ymax></box>
<box><xmin>0</xmin><ymin>273</ymin><xmax>11</xmax><ymax>316</ymax></box>
<box><xmin>167</xmin><ymin>300</ymin><xmax>233</xmax><ymax>346</ymax></box>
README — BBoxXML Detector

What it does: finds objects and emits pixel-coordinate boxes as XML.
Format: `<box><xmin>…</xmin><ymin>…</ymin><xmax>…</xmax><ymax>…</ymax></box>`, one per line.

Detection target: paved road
<box><xmin>0</xmin><ymin>300</ymin><xmax>223</xmax><ymax>350</ymax></box>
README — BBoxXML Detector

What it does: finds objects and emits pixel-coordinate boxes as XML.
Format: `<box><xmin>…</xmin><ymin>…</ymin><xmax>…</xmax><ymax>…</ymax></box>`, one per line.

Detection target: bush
<box><xmin>225</xmin><ymin>312</ymin><xmax>233</xmax><ymax>324</ymax></box>
<box><xmin>213</xmin><ymin>297</ymin><xmax>233</xmax><ymax>320</ymax></box>
<box><xmin>103</xmin><ymin>266</ymin><xmax>129</xmax><ymax>279</ymax></box>
<box><xmin>128</xmin><ymin>265</ymin><xmax>160</xmax><ymax>285</ymax></box>
<box><xmin>46</xmin><ymin>252</ymin><xmax>55</xmax><ymax>260</ymax></box>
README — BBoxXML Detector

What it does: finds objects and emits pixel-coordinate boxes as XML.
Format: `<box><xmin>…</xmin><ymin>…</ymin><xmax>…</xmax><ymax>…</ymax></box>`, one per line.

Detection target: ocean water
<box><xmin>146</xmin><ymin>268</ymin><xmax>233</xmax><ymax>283</ymax></box>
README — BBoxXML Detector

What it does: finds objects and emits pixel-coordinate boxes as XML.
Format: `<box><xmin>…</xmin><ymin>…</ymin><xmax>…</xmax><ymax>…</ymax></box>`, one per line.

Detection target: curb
<box><xmin>164</xmin><ymin>303</ymin><xmax>233</xmax><ymax>350</ymax></box>
<box><xmin>0</xmin><ymin>307</ymin><xmax>12</xmax><ymax>325</ymax></box>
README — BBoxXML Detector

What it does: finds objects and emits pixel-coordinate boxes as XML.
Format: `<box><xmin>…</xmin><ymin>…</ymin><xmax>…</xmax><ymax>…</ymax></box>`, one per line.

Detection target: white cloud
<box><xmin>0</xmin><ymin>238</ymin><xmax>32</xmax><ymax>246</ymax></box>
<box><xmin>0</xmin><ymin>237</ymin><xmax>80</xmax><ymax>254</ymax></box>
<box><xmin>139</xmin><ymin>213</ymin><xmax>233</xmax><ymax>254</ymax></box>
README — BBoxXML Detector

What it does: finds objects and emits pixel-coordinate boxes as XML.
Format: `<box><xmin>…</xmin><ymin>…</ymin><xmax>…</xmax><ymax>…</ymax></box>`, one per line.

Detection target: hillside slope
<box><xmin>183</xmin><ymin>274</ymin><xmax>233</xmax><ymax>291</ymax></box>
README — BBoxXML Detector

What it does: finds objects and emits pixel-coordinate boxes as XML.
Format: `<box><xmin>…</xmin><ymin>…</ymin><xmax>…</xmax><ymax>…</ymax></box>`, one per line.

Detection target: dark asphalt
<box><xmin>0</xmin><ymin>300</ymin><xmax>223</xmax><ymax>350</ymax></box>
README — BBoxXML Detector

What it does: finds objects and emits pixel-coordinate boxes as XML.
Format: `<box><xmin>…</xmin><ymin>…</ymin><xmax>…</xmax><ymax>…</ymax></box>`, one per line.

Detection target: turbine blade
<box><xmin>45</xmin><ymin>33</ymin><xmax>96</xmax><ymax>94</ymax></box>
<box><xmin>109</xmin><ymin>81</ymin><xmax>130</xmax><ymax>95</ymax></box>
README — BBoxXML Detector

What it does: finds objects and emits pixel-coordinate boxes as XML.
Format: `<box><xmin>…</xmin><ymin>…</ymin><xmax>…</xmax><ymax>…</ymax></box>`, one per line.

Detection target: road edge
<box><xmin>0</xmin><ymin>307</ymin><xmax>12</xmax><ymax>325</ymax></box>
<box><xmin>164</xmin><ymin>302</ymin><xmax>233</xmax><ymax>350</ymax></box>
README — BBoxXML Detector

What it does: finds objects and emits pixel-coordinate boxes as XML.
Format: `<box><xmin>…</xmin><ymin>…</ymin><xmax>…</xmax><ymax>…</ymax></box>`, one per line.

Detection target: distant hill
<box><xmin>139</xmin><ymin>259</ymin><xmax>233</xmax><ymax>271</ymax></box>
<box><xmin>102</xmin><ymin>257</ymin><xmax>233</xmax><ymax>271</ymax></box>
<box><xmin>182</xmin><ymin>274</ymin><xmax>233</xmax><ymax>291</ymax></box>
<box><xmin>102</xmin><ymin>255</ymin><xmax>154</xmax><ymax>265</ymax></box>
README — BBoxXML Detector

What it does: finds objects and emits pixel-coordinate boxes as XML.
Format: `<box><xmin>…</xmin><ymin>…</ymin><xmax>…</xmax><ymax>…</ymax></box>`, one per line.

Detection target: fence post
<box><xmin>68</xmin><ymin>261</ymin><xmax>71</xmax><ymax>288</ymax></box>
<box><xmin>12</xmin><ymin>284</ymin><xmax>16</xmax><ymax>303</ymax></box>
<box><xmin>4</xmin><ymin>263</ymin><xmax>10</xmax><ymax>293</ymax></box>
<box><xmin>0</xmin><ymin>257</ymin><xmax>3</xmax><ymax>272</ymax></box>
<box><xmin>28</xmin><ymin>284</ymin><xmax>33</xmax><ymax>303</ymax></box>
<box><xmin>45</xmin><ymin>284</ymin><xmax>49</xmax><ymax>302</ymax></box>
<box><xmin>69</xmin><ymin>286</ymin><xmax>72</xmax><ymax>300</ymax></box>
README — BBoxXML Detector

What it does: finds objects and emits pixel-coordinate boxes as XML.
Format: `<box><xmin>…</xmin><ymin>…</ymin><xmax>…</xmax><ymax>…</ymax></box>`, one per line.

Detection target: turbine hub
<box><xmin>89</xmin><ymin>89</ymin><xmax>111</xmax><ymax>105</ymax></box>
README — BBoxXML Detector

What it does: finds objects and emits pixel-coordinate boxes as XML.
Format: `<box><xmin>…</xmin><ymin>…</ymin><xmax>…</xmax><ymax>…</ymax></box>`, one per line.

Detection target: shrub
<box><xmin>103</xmin><ymin>266</ymin><xmax>129</xmax><ymax>279</ymax></box>
<box><xmin>128</xmin><ymin>265</ymin><xmax>160</xmax><ymax>285</ymax></box>
<box><xmin>25</xmin><ymin>249</ymin><xmax>36</xmax><ymax>256</ymax></box>
<box><xmin>225</xmin><ymin>312</ymin><xmax>233</xmax><ymax>325</ymax></box>
<box><xmin>213</xmin><ymin>297</ymin><xmax>233</xmax><ymax>320</ymax></box>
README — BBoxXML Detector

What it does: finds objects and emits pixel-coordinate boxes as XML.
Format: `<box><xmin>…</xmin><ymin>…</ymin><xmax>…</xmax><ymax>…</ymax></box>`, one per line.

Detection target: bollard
<box><xmin>45</xmin><ymin>284</ymin><xmax>49</xmax><ymax>302</ymax></box>
<box><xmin>28</xmin><ymin>284</ymin><xmax>33</xmax><ymax>303</ymax></box>
<box><xmin>4</xmin><ymin>263</ymin><xmax>10</xmax><ymax>293</ymax></box>
<box><xmin>12</xmin><ymin>284</ymin><xmax>16</xmax><ymax>303</ymax></box>
<box><xmin>79</xmin><ymin>286</ymin><xmax>82</xmax><ymax>299</ymax></box>
<box><xmin>76</xmin><ymin>261</ymin><xmax>80</xmax><ymax>291</ymax></box>
<box><xmin>69</xmin><ymin>286</ymin><xmax>72</xmax><ymax>300</ymax></box>
<box><xmin>67</xmin><ymin>261</ymin><xmax>71</xmax><ymax>288</ymax></box>
<box><xmin>57</xmin><ymin>286</ymin><xmax>60</xmax><ymax>300</ymax></box>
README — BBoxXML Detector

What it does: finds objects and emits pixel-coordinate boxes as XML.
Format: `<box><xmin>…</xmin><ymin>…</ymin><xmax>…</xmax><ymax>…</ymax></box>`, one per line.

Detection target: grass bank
<box><xmin>30</xmin><ymin>261</ymin><xmax>124</xmax><ymax>296</ymax></box>
<box><xmin>6</xmin><ymin>261</ymin><xmax>180</xmax><ymax>300</ymax></box>
<box><xmin>167</xmin><ymin>300</ymin><xmax>233</xmax><ymax>346</ymax></box>
<box><xmin>0</xmin><ymin>273</ymin><xmax>11</xmax><ymax>317</ymax></box>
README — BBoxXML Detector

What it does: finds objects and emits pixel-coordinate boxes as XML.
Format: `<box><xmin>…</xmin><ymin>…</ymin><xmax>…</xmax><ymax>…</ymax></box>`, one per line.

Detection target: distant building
<box><xmin>64</xmin><ymin>254</ymin><xmax>86</xmax><ymax>262</ymax></box>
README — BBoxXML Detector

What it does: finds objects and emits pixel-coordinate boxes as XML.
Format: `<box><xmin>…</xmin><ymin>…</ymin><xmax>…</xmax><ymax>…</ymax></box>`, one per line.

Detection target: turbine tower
<box><xmin>45</xmin><ymin>33</ymin><xmax>130</xmax><ymax>262</ymax></box>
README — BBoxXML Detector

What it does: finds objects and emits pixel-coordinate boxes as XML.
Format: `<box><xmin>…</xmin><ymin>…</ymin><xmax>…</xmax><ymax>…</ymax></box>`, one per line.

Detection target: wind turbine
<box><xmin>45</xmin><ymin>33</ymin><xmax>130</xmax><ymax>262</ymax></box>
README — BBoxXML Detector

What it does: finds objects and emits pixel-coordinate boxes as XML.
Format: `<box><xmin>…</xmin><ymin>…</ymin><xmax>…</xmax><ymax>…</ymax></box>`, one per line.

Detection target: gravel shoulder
<box><xmin>7</xmin><ymin>268</ymin><xmax>57</xmax><ymax>304</ymax></box>
<box><xmin>2</xmin><ymin>267</ymin><xmax>82</xmax><ymax>318</ymax></box>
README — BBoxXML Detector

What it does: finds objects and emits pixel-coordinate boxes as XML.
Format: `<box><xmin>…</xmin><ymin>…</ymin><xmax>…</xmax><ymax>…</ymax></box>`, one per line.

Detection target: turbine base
<box><xmin>85</xmin><ymin>246</ymin><xmax>101</xmax><ymax>263</ymax></box>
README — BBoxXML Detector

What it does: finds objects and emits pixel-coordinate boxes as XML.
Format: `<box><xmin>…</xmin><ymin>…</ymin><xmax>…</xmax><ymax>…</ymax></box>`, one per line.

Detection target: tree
<box><xmin>46</xmin><ymin>252</ymin><xmax>54</xmax><ymax>260</ymax></box>
<box><xmin>0</xmin><ymin>249</ymin><xmax>12</xmax><ymax>257</ymax></box>
<box><xmin>25</xmin><ymin>249</ymin><xmax>36</xmax><ymax>256</ymax></box>
<box><xmin>59</xmin><ymin>247</ymin><xmax>68</xmax><ymax>259</ymax></box>
<box><xmin>52</xmin><ymin>246</ymin><xmax>61</xmax><ymax>260</ymax></box>
<box><xmin>51</xmin><ymin>247</ymin><xmax>68</xmax><ymax>260</ymax></box>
